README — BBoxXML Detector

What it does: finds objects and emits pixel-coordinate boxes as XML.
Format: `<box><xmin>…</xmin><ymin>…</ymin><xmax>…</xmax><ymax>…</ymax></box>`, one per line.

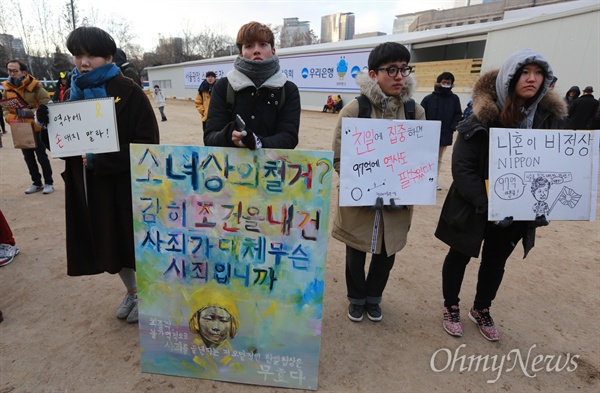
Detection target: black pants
<box><xmin>346</xmin><ymin>243</ymin><xmax>395</xmax><ymax>305</ymax></box>
<box><xmin>442</xmin><ymin>223</ymin><xmax>521</xmax><ymax>310</ymax></box>
<box><xmin>22</xmin><ymin>132</ymin><xmax>53</xmax><ymax>186</ymax></box>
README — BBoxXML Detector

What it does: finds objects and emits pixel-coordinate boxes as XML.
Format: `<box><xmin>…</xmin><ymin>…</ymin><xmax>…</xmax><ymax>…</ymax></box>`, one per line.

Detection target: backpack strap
<box><xmin>404</xmin><ymin>98</ymin><xmax>416</xmax><ymax>120</ymax></box>
<box><xmin>356</xmin><ymin>94</ymin><xmax>371</xmax><ymax>119</ymax></box>
<box><xmin>226</xmin><ymin>81</ymin><xmax>235</xmax><ymax>113</ymax></box>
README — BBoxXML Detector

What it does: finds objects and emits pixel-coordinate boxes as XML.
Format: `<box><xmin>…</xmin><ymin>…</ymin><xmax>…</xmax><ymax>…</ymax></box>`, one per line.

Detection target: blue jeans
<box><xmin>22</xmin><ymin>132</ymin><xmax>53</xmax><ymax>186</ymax></box>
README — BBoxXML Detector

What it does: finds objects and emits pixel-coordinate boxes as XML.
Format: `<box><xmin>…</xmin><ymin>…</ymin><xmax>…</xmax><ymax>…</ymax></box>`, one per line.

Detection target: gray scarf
<box><xmin>234</xmin><ymin>56</ymin><xmax>280</xmax><ymax>87</ymax></box>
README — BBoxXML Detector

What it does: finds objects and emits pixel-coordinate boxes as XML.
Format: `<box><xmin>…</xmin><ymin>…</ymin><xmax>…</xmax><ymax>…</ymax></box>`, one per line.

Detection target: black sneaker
<box><xmin>347</xmin><ymin>303</ymin><xmax>364</xmax><ymax>322</ymax></box>
<box><xmin>366</xmin><ymin>303</ymin><xmax>382</xmax><ymax>322</ymax></box>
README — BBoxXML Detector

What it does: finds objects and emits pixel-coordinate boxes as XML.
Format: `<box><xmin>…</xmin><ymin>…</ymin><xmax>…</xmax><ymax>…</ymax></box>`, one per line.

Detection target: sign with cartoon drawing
<box><xmin>489</xmin><ymin>128</ymin><xmax>599</xmax><ymax>221</ymax></box>
<box><xmin>130</xmin><ymin>144</ymin><xmax>333</xmax><ymax>390</ymax></box>
<box><xmin>339</xmin><ymin>118</ymin><xmax>440</xmax><ymax>207</ymax></box>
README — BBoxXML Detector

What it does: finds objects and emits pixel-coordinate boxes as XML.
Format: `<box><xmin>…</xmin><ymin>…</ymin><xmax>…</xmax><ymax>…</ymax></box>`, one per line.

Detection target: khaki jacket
<box><xmin>331</xmin><ymin>72</ymin><xmax>425</xmax><ymax>256</ymax></box>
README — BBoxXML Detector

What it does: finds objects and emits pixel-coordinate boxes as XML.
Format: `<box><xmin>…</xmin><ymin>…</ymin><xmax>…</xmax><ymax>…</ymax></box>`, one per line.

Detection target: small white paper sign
<box><xmin>339</xmin><ymin>118</ymin><xmax>440</xmax><ymax>206</ymax></box>
<box><xmin>47</xmin><ymin>97</ymin><xmax>119</xmax><ymax>158</ymax></box>
<box><xmin>489</xmin><ymin>128</ymin><xmax>599</xmax><ymax>221</ymax></box>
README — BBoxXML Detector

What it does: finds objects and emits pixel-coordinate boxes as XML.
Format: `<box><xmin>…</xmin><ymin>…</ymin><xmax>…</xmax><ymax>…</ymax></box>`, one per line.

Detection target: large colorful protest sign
<box><xmin>339</xmin><ymin>118</ymin><xmax>440</xmax><ymax>207</ymax></box>
<box><xmin>130</xmin><ymin>145</ymin><xmax>333</xmax><ymax>390</ymax></box>
<box><xmin>489</xmin><ymin>128</ymin><xmax>599</xmax><ymax>221</ymax></box>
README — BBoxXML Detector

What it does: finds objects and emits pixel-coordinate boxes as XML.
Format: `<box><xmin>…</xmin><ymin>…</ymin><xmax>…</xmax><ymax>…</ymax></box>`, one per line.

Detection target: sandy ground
<box><xmin>0</xmin><ymin>98</ymin><xmax>599</xmax><ymax>393</ymax></box>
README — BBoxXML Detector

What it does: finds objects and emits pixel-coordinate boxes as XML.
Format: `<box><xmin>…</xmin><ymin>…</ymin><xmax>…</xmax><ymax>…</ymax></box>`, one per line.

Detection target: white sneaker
<box><xmin>126</xmin><ymin>302</ymin><xmax>139</xmax><ymax>324</ymax></box>
<box><xmin>43</xmin><ymin>184</ymin><xmax>54</xmax><ymax>194</ymax></box>
<box><xmin>116</xmin><ymin>292</ymin><xmax>137</xmax><ymax>319</ymax></box>
<box><xmin>0</xmin><ymin>244</ymin><xmax>19</xmax><ymax>267</ymax></box>
<box><xmin>25</xmin><ymin>185</ymin><xmax>43</xmax><ymax>194</ymax></box>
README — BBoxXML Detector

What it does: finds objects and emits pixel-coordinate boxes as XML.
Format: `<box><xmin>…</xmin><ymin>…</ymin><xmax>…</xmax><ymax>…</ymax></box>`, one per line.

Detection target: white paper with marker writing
<box><xmin>339</xmin><ymin>118</ymin><xmax>440</xmax><ymax>207</ymax></box>
<box><xmin>47</xmin><ymin>97</ymin><xmax>119</xmax><ymax>158</ymax></box>
<box><xmin>488</xmin><ymin>128</ymin><xmax>599</xmax><ymax>221</ymax></box>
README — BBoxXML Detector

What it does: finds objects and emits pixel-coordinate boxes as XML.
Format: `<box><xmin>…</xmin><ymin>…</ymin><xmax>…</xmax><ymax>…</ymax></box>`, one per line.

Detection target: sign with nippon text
<box><xmin>47</xmin><ymin>97</ymin><xmax>119</xmax><ymax>158</ymax></box>
<box><xmin>488</xmin><ymin>128</ymin><xmax>599</xmax><ymax>221</ymax></box>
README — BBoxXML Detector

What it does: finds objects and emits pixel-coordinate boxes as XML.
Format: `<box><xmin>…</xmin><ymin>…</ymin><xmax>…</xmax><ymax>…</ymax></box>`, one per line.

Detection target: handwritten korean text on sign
<box><xmin>130</xmin><ymin>145</ymin><xmax>333</xmax><ymax>390</ymax></box>
<box><xmin>339</xmin><ymin>118</ymin><xmax>440</xmax><ymax>206</ymax></box>
<box><xmin>489</xmin><ymin>128</ymin><xmax>599</xmax><ymax>221</ymax></box>
<box><xmin>47</xmin><ymin>97</ymin><xmax>119</xmax><ymax>157</ymax></box>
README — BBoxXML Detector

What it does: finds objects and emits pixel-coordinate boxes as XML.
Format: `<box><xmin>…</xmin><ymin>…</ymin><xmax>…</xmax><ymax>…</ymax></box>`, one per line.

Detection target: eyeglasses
<box><xmin>376</xmin><ymin>66</ymin><xmax>413</xmax><ymax>78</ymax></box>
<box><xmin>7</xmin><ymin>68</ymin><xmax>21</xmax><ymax>74</ymax></box>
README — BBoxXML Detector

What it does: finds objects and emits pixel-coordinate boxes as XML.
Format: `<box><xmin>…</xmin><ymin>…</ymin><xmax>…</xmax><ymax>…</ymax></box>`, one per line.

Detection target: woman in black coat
<box><xmin>39</xmin><ymin>27</ymin><xmax>160</xmax><ymax>325</ymax></box>
<box><xmin>435</xmin><ymin>49</ymin><xmax>567</xmax><ymax>342</ymax></box>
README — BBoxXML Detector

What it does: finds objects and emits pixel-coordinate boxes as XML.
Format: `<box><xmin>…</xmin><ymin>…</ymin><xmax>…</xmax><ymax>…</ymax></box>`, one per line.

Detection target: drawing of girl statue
<box><xmin>188</xmin><ymin>282</ymin><xmax>243</xmax><ymax>376</ymax></box>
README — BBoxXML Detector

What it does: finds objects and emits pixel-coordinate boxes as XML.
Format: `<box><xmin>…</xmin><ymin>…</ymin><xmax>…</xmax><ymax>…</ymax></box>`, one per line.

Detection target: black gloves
<box><xmin>35</xmin><ymin>104</ymin><xmax>50</xmax><ymax>126</ymax></box>
<box><xmin>241</xmin><ymin>130</ymin><xmax>262</xmax><ymax>150</ymax></box>
<box><xmin>372</xmin><ymin>197</ymin><xmax>406</xmax><ymax>211</ymax></box>
<box><xmin>496</xmin><ymin>216</ymin><xmax>514</xmax><ymax>228</ymax></box>
<box><xmin>533</xmin><ymin>214</ymin><xmax>549</xmax><ymax>227</ymax></box>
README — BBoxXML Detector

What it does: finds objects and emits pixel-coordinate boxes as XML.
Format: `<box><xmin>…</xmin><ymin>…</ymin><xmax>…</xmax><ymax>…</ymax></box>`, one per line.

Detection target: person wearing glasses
<box><xmin>2</xmin><ymin>60</ymin><xmax>53</xmax><ymax>194</ymax></box>
<box><xmin>420</xmin><ymin>72</ymin><xmax>463</xmax><ymax>191</ymax></box>
<box><xmin>331</xmin><ymin>42</ymin><xmax>425</xmax><ymax>323</ymax></box>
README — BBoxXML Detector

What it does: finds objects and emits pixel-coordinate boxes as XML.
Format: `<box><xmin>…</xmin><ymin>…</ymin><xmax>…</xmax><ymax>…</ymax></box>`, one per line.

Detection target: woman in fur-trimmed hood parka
<box><xmin>331</xmin><ymin>42</ymin><xmax>425</xmax><ymax>324</ymax></box>
<box><xmin>435</xmin><ymin>49</ymin><xmax>568</xmax><ymax>342</ymax></box>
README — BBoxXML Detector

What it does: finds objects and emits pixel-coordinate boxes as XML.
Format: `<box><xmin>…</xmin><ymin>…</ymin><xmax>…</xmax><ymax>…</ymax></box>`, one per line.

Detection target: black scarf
<box><xmin>234</xmin><ymin>56</ymin><xmax>280</xmax><ymax>87</ymax></box>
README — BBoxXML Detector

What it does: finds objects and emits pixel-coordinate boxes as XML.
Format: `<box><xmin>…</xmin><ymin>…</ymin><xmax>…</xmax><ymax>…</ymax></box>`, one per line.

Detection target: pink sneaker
<box><xmin>443</xmin><ymin>306</ymin><xmax>463</xmax><ymax>337</ymax></box>
<box><xmin>469</xmin><ymin>307</ymin><xmax>500</xmax><ymax>341</ymax></box>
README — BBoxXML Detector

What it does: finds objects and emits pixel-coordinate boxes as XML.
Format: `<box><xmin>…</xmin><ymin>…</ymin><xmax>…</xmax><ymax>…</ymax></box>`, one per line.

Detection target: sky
<box><xmin>77</xmin><ymin>0</ymin><xmax>455</xmax><ymax>51</ymax></box>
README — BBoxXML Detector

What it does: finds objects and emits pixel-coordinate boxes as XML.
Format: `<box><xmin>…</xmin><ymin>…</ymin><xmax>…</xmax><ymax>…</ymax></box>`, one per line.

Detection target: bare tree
<box><xmin>31</xmin><ymin>0</ymin><xmax>56</xmax><ymax>58</ymax></box>
<box><xmin>195</xmin><ymin>27</ymin><xmax>233</xmax><ymax>59</ymax></box>
<box><xmin>62</xmin><ymin>0</ymin><xmax>78</xmax><ymax>31</ymax></box>
<box><xmin>104</xmin><ymin>14</ymin><xmax>136</xmax><ymax>50</ymax></box>
<box><xmin>0</xmin><ymin>0</ymin><xmax>14</xmax><ymax>34</ymax></box>
<box><xmin>13</xmin><ymin>2</ymin><xmax>32</xmax><ymax>57</ymax></box>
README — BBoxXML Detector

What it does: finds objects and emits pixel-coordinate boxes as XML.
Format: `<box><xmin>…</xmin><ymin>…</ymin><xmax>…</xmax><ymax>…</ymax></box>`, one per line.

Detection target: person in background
<box><xmin>53</xmin><ymin>71</ymin><xmax>69</xmax><ymax>103</ymax></box>
<box><xmin>195</xmin><ymin>71</ymin><xmax>217</xmax><ymax>130</ymax></box>
<box><xmin>0</xmin><ymin>209</ymin><xmax>19</xmax><ymax>268</ymax></box>
<box><xmin>331</xmin><ymin>42</ymin><xmax>425</xmax><ymax>323</ymax></box>
<box><xmin>0</xmin><ymin>83</ymin><xmax>5</xmax><ymax>148</ymax></box>
<box><xmin>420</xmin><ymin>71</ymin><xmax>462</xmax><ymax>191</ymax></box>
<box><xmin>36</xmin><ymin>26</ymin><xmax>160</xmax><ymax>325</ymax></box>
<box><xmin>153</xmin><ymin>84</ymin><xmax>167</xmax><ymax>121</ymax></box>
<box><xmin>462</xmin><ymin>100</ymin><xmax>473</xmax><ymax>120</ymax></box>
<box><xmin>564</xmin><ymin>86</ymin><xmax>580</xmax><ymax>109</ymax></box>
<box><xmin>113</xmin><ymin>48</ymin><xmax>142</xmax><ymax>87</ymax></box>
<box><xmin>568</xmin><ymin>86</ymin><xmax>599</xmax><ymax>129</ymax></box>
<box><xmin>0</xmin><ymin>209</ymin><xmax>20</xmax><ymax>324</ymax></box>
<box><xmin>322</xmin><ymin>95</ymin><xmax>334</xmax><ymax>112</ymax></box>
<box><xmin>204</xmin><ymin>21</ymin><xmax>300</xmax><ymax>150</ymax></box>
<box><xmin>2</xmin><ymin>60</ymin><xmax>53</xmax><ymax>194</ymax></box>
<box><xmin>435</xmin><ymin>49</ymin><xmax>567</xmax><ymax>342</ymax></box>
<box><xmin>332</xmin><ymin>95</ymin><xmax>343</xmax><ymax>114</ymax></box>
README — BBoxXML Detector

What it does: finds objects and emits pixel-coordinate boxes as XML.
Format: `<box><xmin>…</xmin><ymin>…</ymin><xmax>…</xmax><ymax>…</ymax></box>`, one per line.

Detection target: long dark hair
<box><xmin>500</xmin><ymin>65</ymin><xmax>546</xmax><ymax>127</ymax></box>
